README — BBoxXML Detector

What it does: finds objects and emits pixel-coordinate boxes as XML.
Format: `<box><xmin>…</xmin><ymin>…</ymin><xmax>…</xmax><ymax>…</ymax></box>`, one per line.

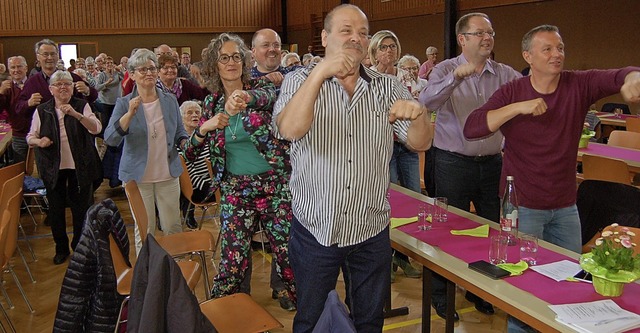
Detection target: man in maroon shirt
<box><xmin>0</xmin><ymin>56</ymin><xmax>30</xmax><ymax>162</ymax></box>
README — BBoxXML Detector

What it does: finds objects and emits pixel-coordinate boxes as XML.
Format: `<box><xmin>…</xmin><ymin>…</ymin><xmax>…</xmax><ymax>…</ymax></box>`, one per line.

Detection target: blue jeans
<box><xmin>518</xmin><ymin>204</ymin><xmax>582</xmax><ymax>253</ymax></box>
<box><xmin>11</xmin><ymin>136</ymin><xmax>28</xmax><ymax>163</ymax></box>
<box><xmin>289</xmin><ymin>217</ymin><xmax>390</xmax><ymax>333</ymax></box>
<box><xmin>389</xmin><ymin>142</ymin><xmax>421</xmax><ymax>193</ymax></box>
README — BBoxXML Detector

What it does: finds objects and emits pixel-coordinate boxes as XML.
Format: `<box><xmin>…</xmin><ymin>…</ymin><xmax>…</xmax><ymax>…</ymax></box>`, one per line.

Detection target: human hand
<box><xmin>74</xmin><ymin>81</ymin><xmax>90</xmax><ymax>95</ymax></box>
<box><xmin>621</xmin><ymin>73</ymin><xmax>640</xmax><ymax>104</ymax></box>
<box><xmin>200</xmin><ymin>113</ymin><xmax>230</xmax><ymax>133</ymax></box>
<box><xmin>58</xmin><ymin>104</ymin><xmax>76</xmax><ymax>116</ymax></box>
<box><xmin>0</xmin><ymin>80</ymin><xmax>11</xmax><ymax>94</ymax></box>
<box><xmin>37</xmin><ymin>136</ymin><xmax>53</xmax><ymax>148</ymax></box>
<box><xmin>225</xmin><ymin>90</ymin><xmax>249</xmax><ymax>116</ymax></box>
<box><xmin>315</xmin><ymin>51</ymin><xmax>358</xmax><ymax>80</ymax></box>
<box><xmin>28</xmin><ymin>93</ymin><xmax>43</xmax><ymax>107</ymax></box>
<box><xmin>128</xmin><ymin>96</ymin><xmax>142</xmax><ymax>115</ymax></box>
<box><xmin>516</xmin><ymin>98</ymin><xmax>547</xmax><ymax>116</ymax></box>
<box><xmin>453</xmin><ymin>63</ymin><xmax>476</xmax><ymax>80</ymax></box>
<box><xmin>264</xmin><ymin>72</ymin><xmax>284</xmax><ymax>86</ymax></box>
<box><xmin>388</xmin><ymin>99</ymin><xmax>427</xmax><ymax>123</ymax></box>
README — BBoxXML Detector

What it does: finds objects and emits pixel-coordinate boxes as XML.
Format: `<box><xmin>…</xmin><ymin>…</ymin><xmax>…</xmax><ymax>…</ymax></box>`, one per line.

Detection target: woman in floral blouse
<box><xmin>183</xmin><ymin>33</ymin><xmax>295</xmax><ymax>302</ymax></box>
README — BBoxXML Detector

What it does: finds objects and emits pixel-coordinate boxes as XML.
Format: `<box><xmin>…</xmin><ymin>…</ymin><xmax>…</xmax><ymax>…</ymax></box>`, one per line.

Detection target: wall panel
<box><xmin>0</xmin><ymin>0</ymin><xmax>282</xmax><ymax>36</ymax></box>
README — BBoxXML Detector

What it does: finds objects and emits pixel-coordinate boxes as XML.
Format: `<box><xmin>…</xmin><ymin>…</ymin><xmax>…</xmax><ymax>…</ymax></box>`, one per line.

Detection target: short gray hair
<box><xmin>522</xmin><ymin>25</ymin><xmax>560</xmax><ymax>52</ymax></box>
<box><xmin>281</xmin><ymin>53</ymin><xmax>300</xmax><ymax>67</ymax></box>
<box><xmin>34</xmin><ymin>39</ymin><xmax>57</xmax><ymax>55</ymax></box>
<box><xmin>7</xmin><ymin>56</ymin><xmax>27</xmax><ymax>66</ymax></box>
<box><xmin>398</xmin><ymin>54</ymin><xmax>420</xmax><ymax>68</ymax></box>
<box><xmin>127</xmin><ymin>49</ymin><xmax>158</xmax><ymax>73</ymax></box>
<box><xmin>426</xmin><ymin>46</ymin><xmax>438</xmax><ymax>55</ymax></box>
<box><xmin>179</xmin><ymin>100</ymin><xmax>202</xmax><ymax>117</ymax></box>
<box><xmin>49</xmin><ymin>70</ymin><xmax>73</xmax><ymax>85</ymax></box>
<box><xmin>85</xmin><ymin>56</ymin><xmax>95</xmax><ymax>65</ymax></box>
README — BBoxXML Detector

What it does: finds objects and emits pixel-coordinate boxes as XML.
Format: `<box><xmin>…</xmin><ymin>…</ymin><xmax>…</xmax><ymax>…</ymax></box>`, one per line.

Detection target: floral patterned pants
<box><xmin>211</xmin><ymin>169</ymin><xmax>296</xmax><ymax>301</ymax></box>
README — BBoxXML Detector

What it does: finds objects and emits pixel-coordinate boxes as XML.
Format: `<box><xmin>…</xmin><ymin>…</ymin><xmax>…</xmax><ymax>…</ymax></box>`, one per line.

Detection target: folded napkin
<box><xmin>497</xmin><ymin>261</ymin><xmax>529</xmax><ymax>276</ymax></box>
<box><xmin>390</xmin><ymin>217</ymin><xmax>417</xmax><ymax>229</ymax></box>
<box><xmin>450</xmin><ymin>224</ymin><xmax>489</xmax><ymax>237</ymax></box>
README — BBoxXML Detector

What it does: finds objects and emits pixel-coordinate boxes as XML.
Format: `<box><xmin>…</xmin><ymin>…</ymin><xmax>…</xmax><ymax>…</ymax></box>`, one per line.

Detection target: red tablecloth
<box><xmin>579</xmin><ymin>143</ymin><xmax>640</xmax><ymax>162</ymax></box>
<box><xmin>390</xmin><ymin>189</ymin><xmax>640</xmax><ymax>318</ymax></box>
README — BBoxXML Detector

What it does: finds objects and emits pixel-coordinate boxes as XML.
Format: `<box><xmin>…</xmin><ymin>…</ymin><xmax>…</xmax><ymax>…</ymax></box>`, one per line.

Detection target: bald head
<box><xmin>252</xmin><ymin>28</ymin><xmax>283</xmax><ymax>72</ymax></box>
<box><xmin>156</xmin><ymin>44</ymin><xmax>173</xmax><ymax>56</ymax></box>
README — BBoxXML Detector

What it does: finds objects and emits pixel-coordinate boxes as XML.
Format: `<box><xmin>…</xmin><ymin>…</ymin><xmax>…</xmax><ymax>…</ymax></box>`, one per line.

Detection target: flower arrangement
<box><xmin>579</xmin><ymin>122</ymin><xmax>596</xmax><ymax>148</ymax></box>
<box><xmin>580</xmin><ymin>224</ymin><xmax>640</xmax><ymax>296</ymax></box>
<box><xmin>582</xmin><ymin>122</ymin><xmax>594</xmax><ymax>136</ymax></box>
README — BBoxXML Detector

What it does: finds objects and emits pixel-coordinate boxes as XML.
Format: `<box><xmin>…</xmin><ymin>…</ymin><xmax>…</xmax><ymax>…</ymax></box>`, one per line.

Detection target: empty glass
<box><xmin>489</xmin><ymin>235</ymin><xmax>509</xmax><ymax>265</ymax></box>
<box><xmin>434</xmin><ymin>197</ymin><xmax>448</xmax><ymax>222</ymax></box>
<box><xmin>519</xmin><ymin>234</ymin><xmax>538</xmax><ymax>265</ymax></box>
<box><xmin>417</xmin><ymin>204</ymin><xmax>432</xmax><ymax>231</ymax></box>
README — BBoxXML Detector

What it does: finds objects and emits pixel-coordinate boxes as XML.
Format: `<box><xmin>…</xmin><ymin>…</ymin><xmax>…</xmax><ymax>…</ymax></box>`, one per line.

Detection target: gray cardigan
<box><xmin>104</xmin><ymin>87</ymin><xmax>188</xmax><ymax>182</ymax></box>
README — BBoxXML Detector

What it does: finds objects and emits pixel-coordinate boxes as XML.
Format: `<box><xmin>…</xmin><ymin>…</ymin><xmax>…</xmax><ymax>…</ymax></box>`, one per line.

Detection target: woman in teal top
<box><xmin>183</xmin><ymin>33</ymin><xmax>296</xmax><ymax>303</ymax></box>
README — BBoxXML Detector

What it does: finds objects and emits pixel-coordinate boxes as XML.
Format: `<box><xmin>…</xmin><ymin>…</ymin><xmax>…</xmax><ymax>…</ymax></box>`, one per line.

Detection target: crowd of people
<box><xmin>1</xmin><ymin>3</ymin><xmax>640</xmax><ymax>333</ymax></box>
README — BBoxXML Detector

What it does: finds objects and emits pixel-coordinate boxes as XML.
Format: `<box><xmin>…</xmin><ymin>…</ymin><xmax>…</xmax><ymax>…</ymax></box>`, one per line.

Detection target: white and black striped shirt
<box><xmin>273</xmin><ymin>65</ymin><xmax>412</xmax><ymax>247</ymax></box>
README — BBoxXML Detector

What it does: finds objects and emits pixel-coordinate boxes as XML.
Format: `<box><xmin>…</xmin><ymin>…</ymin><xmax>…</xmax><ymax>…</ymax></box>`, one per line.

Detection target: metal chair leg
<box><xmin>0</xmin><ymin>302</ymin><xmax>17</xmax><ymax>333</ymax></box>
<box><xmin>114</xmin><ymin>296</ymin><xmax>129</xmax><ymax>333</ymax></box>
<box><xmin>17</xmin><ymin>222</ymin><xmax>37</xmax><ymax>262</ymax></box>
<box><xmin>198</xmin><ymin>251</ymin><xmax>211</xmax><ymax>300</ymax></box>
<box><xmin>7</xmin><ymin>267</ymin><xmax>34</xmax><ymax>313</ymax></box>
<box><xmin>15</xmin><ymin>248</ymin><xmax>35</xmax><ymax>283</ymax></box>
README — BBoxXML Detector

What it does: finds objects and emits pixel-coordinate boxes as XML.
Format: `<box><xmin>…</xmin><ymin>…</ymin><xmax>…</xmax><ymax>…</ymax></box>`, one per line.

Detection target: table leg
<box><xmin>384</xmin><ymin>264</ymin><xmax>409</xmax><ymax>318</ymax></box>
<box><xmin>445</xmin><ymin>279</ymin><xmax>455</xmax><ymax>333</ymax></box>
<box><xmin>422</xmin><ymin>266</ymin><xmax>432</xmax><ymax>333</ymax></box>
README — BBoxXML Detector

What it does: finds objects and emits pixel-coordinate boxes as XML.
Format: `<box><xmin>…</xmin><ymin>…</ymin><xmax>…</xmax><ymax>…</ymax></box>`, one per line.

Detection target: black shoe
<box><xmin>465</xmin><ymin>292</ymin><xmax>495</xmax><ymax>315</ymax></box>
<box><xmin>274</xmin><ymin>290</ymin><xmax>296</xmax><ymax>311</ymax></box>
<box><xmin>432</xmin><ymin>301</ymin><xmax>459</xmax><ymax>321</ymax></box>
<box><xmin>53</xmin><ymin>253</ymin><xmax>69</xmax><ymax>265</ymax></box>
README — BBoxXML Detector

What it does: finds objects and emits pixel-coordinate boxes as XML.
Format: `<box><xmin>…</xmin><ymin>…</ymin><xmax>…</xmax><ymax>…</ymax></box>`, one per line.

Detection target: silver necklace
<box><xmin>228</xmin><ymin>115</ymin><xmax>240</xmax><ymax>140</ymax></box>
<box><xmin>151</xmin><ymin>124</ymin><xmax>158</xmax><ymax>139</ymax></box>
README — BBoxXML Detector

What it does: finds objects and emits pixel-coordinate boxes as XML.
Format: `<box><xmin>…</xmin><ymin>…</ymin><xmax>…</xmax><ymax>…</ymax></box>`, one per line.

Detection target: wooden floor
<box><xmin>1</xmin><ymin>180</ymin><xmax>510</xmax><ymax>332</ymax></box>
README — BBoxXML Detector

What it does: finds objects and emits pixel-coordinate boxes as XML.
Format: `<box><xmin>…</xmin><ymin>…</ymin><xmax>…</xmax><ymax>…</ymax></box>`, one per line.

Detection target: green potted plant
<box><xmin>579</xmin><ymin>122</ymin><xmax>595</xmax><ymax>148</ymax></box>
<box><xmin>580</xmin><ymin>223</ymin><xmax>640</xmax><ymax>297</ymax></box>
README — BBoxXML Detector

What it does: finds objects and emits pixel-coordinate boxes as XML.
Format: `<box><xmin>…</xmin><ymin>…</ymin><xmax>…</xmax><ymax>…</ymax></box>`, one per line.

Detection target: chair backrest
<box><xmin>0</xmin><ymin>210</ymin><xmax>11</xmax><ymax>268</ymax></box>
<box><xmin>608</xmin><ymin>130</ymin><xmax>640</xmax><ymax>150</ymax></box>
<box><xmin>626</xmin><ymin>118</ymin><xmax>640</xmax><ymax>133</ymax></box>
<box><xmin>178</xmin><ymin>155</ymin><xmax>194</xmax><ymax>201</ymax></box>
<box><xmin>0</xmin><ymin>162</ymin><xmax>25</xmax><ymax>199</ymax></box>
<box><xmin>109</xmin><ymin>234</ymin><xmax>132</xmax><ymax>295</ymax></box>
<box><xmin>25</xmin><ymin>146</ymin><xmax>36</xmax><ymax>176</ymax></box>
<box><xmin>0</xmin><ymin>172</ymin><xmax>25</xmax><ymax>265</ymax></box>
<box><xmin>582</xmin><ymin>154</ymin><xmax>631</xmax><ymax>185</ymax></box>
<box><xmin>601</xmin><ymin>102</ymin><xmax>630</xmax><ymax>114</ymax></box>
<box><xmin>124</xmin><ymin>181</ymin><xmax>149</xmax><ymax>243</ymax></box>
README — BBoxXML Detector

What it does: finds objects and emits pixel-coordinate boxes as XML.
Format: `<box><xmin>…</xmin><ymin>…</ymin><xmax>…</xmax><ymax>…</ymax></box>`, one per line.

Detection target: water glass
<box><xmin>489</xmin><ymin>235</ymin><xmax>508</xmax><ymax>265</ymax></box>
<box><xmin>519</xmin><ymin>234</ymin><xmax>538</xmax><ymax>265</ymax></box>
<box><xmin>417</xmin><ymin>204</ymin><xmax>431</xmax><ymax>231</ymax></box>
<box><xmin>434</xmin><ymin>197</ymin><xmax>448</xmax><ymax>222</ymax></box>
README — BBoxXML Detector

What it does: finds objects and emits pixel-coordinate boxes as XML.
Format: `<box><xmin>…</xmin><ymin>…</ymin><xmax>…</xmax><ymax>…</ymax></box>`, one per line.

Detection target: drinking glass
<box><xmin>434</xmin><ymin>197</ymin><xmax>448</xmax><ymax>222</ymax></box>
<box><xmin>519</xmin><ymin>234</ymin><xmax>538</xmax><ymax>265</ymax></box>
<box><xmin>417</xmin><ymin>204</ymin><xmax>431</xmax><ymax>231</ymax></box>
<box><xmin>489</xmin><ymin>235</ymin><xmax>508</xmax><ymax>265</ymax></box>
<box><xmin>613</xmin><ymin>107</ymin><xmax>623</xmax><ymax>118</ymax></box>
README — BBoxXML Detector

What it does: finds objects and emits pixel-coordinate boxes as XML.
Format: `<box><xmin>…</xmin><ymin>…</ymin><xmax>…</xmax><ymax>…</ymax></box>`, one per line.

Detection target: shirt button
<box><xmin>346</xmin><ymin>186</ymin><xmax>350</xmax><ymax>190</ymax></box>
<box><xmin>348</xmin><ymin>160</ymin><xmax>352</xmax><ymax>163</ymax></box>
<box><xmin>344</xmin><ymin>212</ymin><xmax>347</xmax><ymax>215</ymax></box>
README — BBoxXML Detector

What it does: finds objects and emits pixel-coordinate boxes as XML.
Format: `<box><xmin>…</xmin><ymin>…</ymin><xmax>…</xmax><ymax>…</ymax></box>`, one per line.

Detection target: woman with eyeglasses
<box><xmin>156</xmin><ymin>53</ymin><xmax>209</xmax><ymax>106</ymax></box>
<box><xmin>398</xmin><ymin>54</ymin><xmax>429</xmax><ymax>100</ymax></box>
<box><xmin>183</xmin><ymin>33</ymin><xmax>296</xmax><ymax>302</ymax></box>
<box><xmin>368</xmin><ymin>30</ymin><xmax>424</xmax><ymax>281</ymax></box>
<box><xmin>104</xmin><ymin>48</ymin><xmax>188</xmax><ymax>254</ymax></box>
<box><xmin>26</xmin><ymin>70</ymin><xmax>102</xmax><ymax>265</ymax></box>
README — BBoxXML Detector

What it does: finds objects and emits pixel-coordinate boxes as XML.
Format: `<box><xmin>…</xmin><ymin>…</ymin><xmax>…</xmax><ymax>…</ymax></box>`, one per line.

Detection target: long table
<box><xmin>577</xmin><ymin>142</ymin><xmax>640</xmax><ymax>174</ymax></box>
<box><xmin>389</xmin><ymin>184</ymin><xmax>640</xmax><ymax>333</ymax></box>
<box><xmin>596</xmin><ymin>112</ymin><xmax>638</xmax><ymax>127</ymax></box>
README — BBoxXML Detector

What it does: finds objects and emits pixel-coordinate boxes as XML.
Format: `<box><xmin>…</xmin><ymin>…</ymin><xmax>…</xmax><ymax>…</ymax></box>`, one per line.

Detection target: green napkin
<box><xmin>390</xmin><ymin>217</ymin><xmax>418</xmax><ymax>229</ymax></box>
<box><xmin>497</xmin><ymin>261</ymin><xmax>529</xmax><ymax>276</ymax></box>
<box><xmin>450</xmin><ymin>224</ymin><xmax>489</xmax><ymax>237</ymax></box>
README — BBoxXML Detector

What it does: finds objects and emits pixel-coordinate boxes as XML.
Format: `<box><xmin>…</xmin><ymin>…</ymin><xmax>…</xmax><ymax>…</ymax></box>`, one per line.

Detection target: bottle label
<box><xmin>500</xmin><ymin>217</ymin><xmax>512</xmax><ymax>231</ymax></box>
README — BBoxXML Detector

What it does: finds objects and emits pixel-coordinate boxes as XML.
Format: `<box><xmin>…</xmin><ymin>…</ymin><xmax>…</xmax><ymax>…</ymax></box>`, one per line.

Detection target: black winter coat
<box><xmin>53</xmin><ymin>198</ymin><xmax>131</xmax><ymax>333</ymax></box>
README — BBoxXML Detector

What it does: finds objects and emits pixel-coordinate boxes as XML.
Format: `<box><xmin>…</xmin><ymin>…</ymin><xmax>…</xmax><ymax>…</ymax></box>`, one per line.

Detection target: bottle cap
<box><xmin>506</xmin><ymin>175</ymin><xmax>514</xmax><ymax>181</ymax></box>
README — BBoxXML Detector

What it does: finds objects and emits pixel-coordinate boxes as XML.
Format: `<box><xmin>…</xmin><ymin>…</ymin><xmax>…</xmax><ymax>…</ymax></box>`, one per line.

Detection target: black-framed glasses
<box><xmin>219</xmin><ymin>53</ymin><xmax>243</xmax><ymax>64</ymax></box>
<box><xmin>136</xmin><ymin>66</ymin><xmax>158</xmax><ymax>74</ymax></box>
<box><xmin>38</xmin><ymin>52</ymin><xmax>58</xmax><ymax>58</ymax></box>
<box><xmin>378</xmin><ymin>44</ymin><xmax>398</xmax><ymax>52</ymax></box>
<box><xmin>161</xmin><ymin>65</ymin><xmax>178</xmax><ymax>71</ymax></box>
<box><xmin>51</xmin><ymin>82</ymin><xmax>73</xmax><ymax>88</ymax></box>
<box><xmin>461</xmin><ymin>31</ymin><xmax>496</xmax><ymax>38</ymax></box>
<box><xmin>401</xmin><ymin>66</ymin><xmax>419</xmax><ymax>72</ymax></box>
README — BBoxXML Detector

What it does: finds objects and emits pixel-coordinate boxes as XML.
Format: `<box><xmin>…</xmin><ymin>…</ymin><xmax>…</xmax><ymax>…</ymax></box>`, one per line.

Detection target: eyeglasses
<box><xmin>218</xmin><ymin>53</ymin><xmax>243</xmax><ymax>64</ymax></box>
<box><xmin>461</xmin><ymin>31</ymin><xmax>496</xmax><ymax>38</ymax></box>
<box><xmin>135</xmin><ymin>66</ymin><xmax>158</xmax><ymax>74</ymax></box>
<box><xmin>38</xmin><ymin>52</ymin><xmax>58</xmax><ymax>58</ymax></box>
<box><xmin>378</xmin><ymin>44</ymin><xmax>398</xmax><ymax>52</ymax></box>
<box><xmin>258</xmin><ymin>42</ymin><xmax>282</xmax><ymax>50</ymax></box>
<box><xmin>51</xmin><ymin>82</ymin><xmax>73</xmax><ymax>88</ymax></box>
<box><xmin>161</xmin><ymin>65</ymin><xmax>178</xmax><ymax>71</ymax></box>
<box><xmin>401</xmin><ymin>66</ymin><xmax>419</xmax><ymax>71</ymax></box>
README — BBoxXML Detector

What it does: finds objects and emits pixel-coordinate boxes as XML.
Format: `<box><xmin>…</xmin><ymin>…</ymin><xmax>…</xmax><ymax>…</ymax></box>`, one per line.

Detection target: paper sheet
<box><xmin>529</xmin><ymin>260</ymin><xmax>581</xmax><ymax>282</ymax></box>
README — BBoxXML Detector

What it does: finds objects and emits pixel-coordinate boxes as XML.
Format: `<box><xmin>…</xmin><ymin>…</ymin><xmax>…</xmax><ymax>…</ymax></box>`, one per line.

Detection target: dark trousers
<box><xmin>431</xmin><ymin>147</ymin><xmax>502</xmax><ymax>302</ymax></box>
<box><xmin>46</xmin><ymin>169</ymin><xmax>93</xmax><ymax>255</ymax></box>
<box><xmin>290</xmin><ymin>217</ymin><xmax>390</xmax><ymax>333</ymax></box>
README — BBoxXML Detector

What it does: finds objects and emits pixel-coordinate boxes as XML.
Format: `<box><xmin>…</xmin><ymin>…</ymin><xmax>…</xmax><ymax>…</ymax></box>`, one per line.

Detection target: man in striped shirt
<box><xmin>273</xmin><ymin>4</ymin><xmax>433</xmax><ymax>332</ymax></box>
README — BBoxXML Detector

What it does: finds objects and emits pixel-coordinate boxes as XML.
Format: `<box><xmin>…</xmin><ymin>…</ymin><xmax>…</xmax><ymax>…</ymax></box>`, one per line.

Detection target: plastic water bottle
<box><xmin>500</xmin><ymin>176</ymin><xmax>518</xmax><ymax>246</ymax></box>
